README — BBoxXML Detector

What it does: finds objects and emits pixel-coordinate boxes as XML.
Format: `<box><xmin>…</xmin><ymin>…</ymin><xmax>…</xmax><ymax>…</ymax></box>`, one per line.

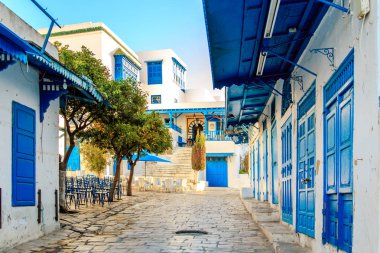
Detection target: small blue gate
<box><xmin>206</xmin><ymin>156</ymin><xmax>228</xmax><ymax>187</ymax></box>
<box><xmin>281</xmin><ymin>116</ymin><xmax>293</xmax><ymax>224</ymax></box>
<box><xmin>254</xmin><ymin>141</ymin><xmax>261</xmax><ymax>200</ymax></box>
<box><xmin>323</xmin><ymin>50</ymin><xmax>354</xmax><ymax>253</ymax></box>
<box><xmin>271</xmin><ymin>122</ymin><xmax>279</xmax><ymax>204</ymax></box>
<box><xmin>297</xmin><ymin>87</ymin><xmax>316</xmax><ymax>237</ymax></box>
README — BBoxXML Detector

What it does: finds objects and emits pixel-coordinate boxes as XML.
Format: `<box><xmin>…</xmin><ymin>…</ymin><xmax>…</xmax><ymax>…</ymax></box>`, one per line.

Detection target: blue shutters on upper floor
<box><xmin>147</xmin><ymin>61</ymin><xmax>162</xmax><ymax>84</ymax></box>
<box><xmin>12</xmin><ymin>101</ymin><xmax>36</xmax><ymax>206</ymax></box>
<box><xmin>281</xmin><ymin>116</ymin><xmax>293</xmax><ymax>224</ymax></box>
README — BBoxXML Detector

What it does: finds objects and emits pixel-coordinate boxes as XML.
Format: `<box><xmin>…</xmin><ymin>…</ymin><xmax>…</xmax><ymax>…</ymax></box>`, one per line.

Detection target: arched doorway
<box><xmin>192</xmin><ymin>123</ymin><xmax>204</xmax><ymax>142</ymax></box>
<box><xmin>187</xmin><ymin>119</ymin><xmax>205</xmax><ymax>143</ymax></box>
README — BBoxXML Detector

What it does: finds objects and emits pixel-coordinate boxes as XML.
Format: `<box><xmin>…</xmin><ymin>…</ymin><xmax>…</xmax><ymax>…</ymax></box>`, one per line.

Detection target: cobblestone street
<box><xmin>8</xmin><ymin>189</ymin><xmax>273</xmax><ymax>253</ymax></box>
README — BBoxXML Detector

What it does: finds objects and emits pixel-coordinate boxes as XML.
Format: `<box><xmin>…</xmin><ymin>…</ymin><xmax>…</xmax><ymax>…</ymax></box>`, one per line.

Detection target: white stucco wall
<box><xmin>39</xmin><ymin>22</ymin><xmax>141</xmax><ymax>81</ymax></box>
<box><xmin>0</xmin><ymin>63</ymin><xmax>60</xmax><ymax>250</ymax></box>
<box><xmin>247</xmin><ymin>2</ymin><xmax>379</xmax><ymax>252</ymax></box>
<box><xmin>138</xmin><ymin>49</ymin><xmax>186</xmax><ymax>105</ymax></box>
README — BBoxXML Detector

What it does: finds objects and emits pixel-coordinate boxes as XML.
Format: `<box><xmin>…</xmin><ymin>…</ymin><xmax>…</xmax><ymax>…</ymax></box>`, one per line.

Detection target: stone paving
<box><xmin>8</xmin><ymin>188</ymin><xmax>274</xmax><ymax>253</ymax></box>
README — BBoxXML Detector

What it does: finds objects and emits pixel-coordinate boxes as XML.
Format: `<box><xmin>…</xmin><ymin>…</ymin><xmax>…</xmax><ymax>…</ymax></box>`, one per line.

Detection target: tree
<box><xmin>81</xmin><ymin>79</ymin><xmax>171</xmax><ymax>198</ymax></box>
<box><xmin>56</xmin><ymin>42</ymin><xmax>110</xmax><ymax>210</ymax></box>
<box><xmin>123</xmin><ymin>112</ymin><xmax>172</xmax><ymax>196</ymax></box>
<box><xmin>191</xmin><ymin>131</ymin><xmax>206</xmax><ymax>184</ymax></box>
<box><xmin>81</xmin><ymin>142</ymin><xmax>109</xmax><ymax>177</ymax></box>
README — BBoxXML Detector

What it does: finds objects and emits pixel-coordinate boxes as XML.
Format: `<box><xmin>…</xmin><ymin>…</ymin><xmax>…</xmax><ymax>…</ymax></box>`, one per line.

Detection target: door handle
<box><xmin>301</xmin><ymin>177</ymin><xmax>311</xmax><ymax>184</ymax></box>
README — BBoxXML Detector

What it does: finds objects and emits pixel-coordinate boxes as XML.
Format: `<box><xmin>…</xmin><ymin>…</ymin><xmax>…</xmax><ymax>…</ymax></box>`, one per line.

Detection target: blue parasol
<box><xmin>132</xmin><ymin>151</ymin><xmax>171</xmax><ymax>178</ymax></box>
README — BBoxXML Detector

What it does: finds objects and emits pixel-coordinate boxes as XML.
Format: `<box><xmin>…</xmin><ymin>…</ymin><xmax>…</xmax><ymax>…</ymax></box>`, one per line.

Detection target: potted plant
<box><xmin>191</xmin><ymin>130</ymin><xmax>206</xmax><ymax>191</ymax></box>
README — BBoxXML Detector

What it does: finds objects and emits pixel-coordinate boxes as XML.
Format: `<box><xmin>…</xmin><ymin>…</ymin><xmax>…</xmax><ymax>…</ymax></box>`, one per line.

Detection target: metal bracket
<box><xmin>316</xmin><ymin>0</ymin><xmax>350</xmax><ymax>14</ymax></box>
<box><xmin>290</xmin><ymin>75</ymin><xmax>304</xmax><ymax>91</ymax></box>
<box><xmin>31</xmin><ymin>0</ymin><xmax>61</xmax><ymax>54</ymax></box>
<box><xmin>309</xmin><ymin>48</ymin><xmax>335</xmax><ymax>68</ymax></box>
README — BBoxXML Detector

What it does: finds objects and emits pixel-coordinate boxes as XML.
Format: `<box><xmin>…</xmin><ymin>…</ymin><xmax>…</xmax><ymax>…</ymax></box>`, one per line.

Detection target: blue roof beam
<box><xmin>316</xmin><ymin>0</ymin><xmax>350</xmax><ymax>13</ymax></box>
<box><xmin>229</xmin><ymin>92</ymin><xmax>270</xmax><ymax>101</ymax></box>
<box><xmin>31</xmin><ymin>0</ymin><xmax>61</xmax><ymax>54</ymax></box>
<box><xmin>266</xmin><ymin>49</ymin><xmax>317</xmax><ymax>77</ymax></box>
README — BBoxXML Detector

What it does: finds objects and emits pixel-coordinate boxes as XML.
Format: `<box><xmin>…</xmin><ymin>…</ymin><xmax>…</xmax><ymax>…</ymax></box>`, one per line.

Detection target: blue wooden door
<box><xmin>12</xmin><ymin>102</ymin><xmax>36</xmax><ymax>206</ymax></box>
<box><xmin>323</xmin><ymin>51</ymin><xmax>354</xmax><ymax>253</ymax></box>
<box><xmin>255</xmin><ymin>141</ymin><xmax>261</xmax><ymax>200</ymax></box>
<box><xmin>252</xmin><ymin>146</ymin><xmax>256</xmax><ymax>197</ymax></box>
<box><xmin>297</xmin><ymin>108</ymin><xmax>316</xmax><ymax>237</ymax></box>
<box><xmin>281</xmin><ymin>116</ymin><xmax>293</xmax><ymax>224</ymax></box>
<box><xmin>206</xmin><ymin>157</ymin><xmax>228</xmax><ymax>187</ymax></box>
<box><xmin>271</xmin><ymin>122</ymin><xmax>279</xmax><ymax>204</ymax></box>
<box><xmin>262</xmin><ymin>128</ymin><xmax>268</xmax><ymax>201</ymax></box>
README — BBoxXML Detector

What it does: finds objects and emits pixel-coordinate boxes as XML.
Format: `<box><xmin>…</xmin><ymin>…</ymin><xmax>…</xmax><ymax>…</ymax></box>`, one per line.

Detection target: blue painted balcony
<box><xmin>165</xmin><ymin>123</ymin><xmax>182</xmax><ymax>134</ymax></box>
<box><xmin>206</xmin><ymin>130</ymin><xmax>232</xmax><ymax>141</ymax></box>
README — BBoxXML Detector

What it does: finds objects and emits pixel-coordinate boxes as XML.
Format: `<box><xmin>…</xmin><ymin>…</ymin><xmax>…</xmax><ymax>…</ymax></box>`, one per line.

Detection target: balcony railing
<box><xmin>164</xmin><ymin>123</ymin><xmax>182</xmax><ymax>134</ymax></box>
<box><xmin>206</xmin><ymin>130</ymin><xmax>233</xmax><ymax>141</ymax></box>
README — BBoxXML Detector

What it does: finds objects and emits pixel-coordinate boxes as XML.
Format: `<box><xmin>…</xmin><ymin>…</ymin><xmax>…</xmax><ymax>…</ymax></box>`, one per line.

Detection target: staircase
<box><xmin>242</xmin><ymin>198</ymin><xmax>310</xmax><ymax>253</ymax></box>
<box><xmin>143</xmin><ymin>147</ymin><xmax>195</xmax><ymax>180</ymax></box>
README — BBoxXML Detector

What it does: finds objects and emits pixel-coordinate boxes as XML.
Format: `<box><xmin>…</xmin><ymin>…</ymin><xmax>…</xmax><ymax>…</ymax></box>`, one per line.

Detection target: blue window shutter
<box><xmin>12</xmin><ymin>102</ymin><xmax>36</xmax><ymax>206</ymax></box>
<box><xmin>148</xmin><ymin>62</ymin><xmax>162</xmax><ymax>84</ymax></box>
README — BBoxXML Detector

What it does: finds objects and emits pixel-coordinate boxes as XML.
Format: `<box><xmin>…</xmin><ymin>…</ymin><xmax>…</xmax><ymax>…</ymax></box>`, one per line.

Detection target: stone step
<box><xmin>241</xmin><ymin>198</ymin><xmax>310</xmax><ymax>253</ymax></box>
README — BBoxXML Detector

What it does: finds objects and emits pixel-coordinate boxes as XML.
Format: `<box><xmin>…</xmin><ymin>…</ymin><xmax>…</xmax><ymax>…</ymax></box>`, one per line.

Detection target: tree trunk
<box><xmin>109</xmin><ymin>155</ymin><xmax>122</xmax><ymax>202</ymax></box>
<box><xmin>59</xmin><ymin>141</ymin><xmax>75</xmax><ymax>212</ymax></box>
<box><xmin>127</xmin><ymin>163</ymin><xmax>135</xmax><ymax>196</ymax></box>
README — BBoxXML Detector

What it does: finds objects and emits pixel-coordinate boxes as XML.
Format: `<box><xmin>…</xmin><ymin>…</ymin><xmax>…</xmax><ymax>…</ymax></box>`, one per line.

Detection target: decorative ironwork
<box><xmin>309</xmin><ymin>48</ymin><xmax>335</xmax><ymax>68</ymax></box>
<box><xmin>290</xmin><ymin>75</ymin><xmax>304</xmax><ymax>91</ymax></box>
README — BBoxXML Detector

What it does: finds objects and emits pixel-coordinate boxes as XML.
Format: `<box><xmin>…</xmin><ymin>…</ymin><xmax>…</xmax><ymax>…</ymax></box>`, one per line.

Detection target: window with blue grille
<box><xmin>151</xmin><ymin>95</ymin><xmax>162</xmax><ymax>104</ymax></box>
<box><xmin>147</xmin><ymin>61</ymin><xmax>162</xmax><ymax>84</ymax></box>
<box><xmin>172</xmin><ymin>58</ymin><xmax>186</xmax><ymax>91</ymax></box>
<box><xmin>114</xmin><ymin>55</ymin><xmax>139</xmax><ymax>81</ymax></box>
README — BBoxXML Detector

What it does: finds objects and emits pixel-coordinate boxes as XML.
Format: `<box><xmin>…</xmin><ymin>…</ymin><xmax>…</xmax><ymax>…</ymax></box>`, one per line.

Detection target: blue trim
<box><xmin>281</xmin><ymin>116</ymin><xmax>293</xmax><ymax>224</ymax></box>
<box><xmin>206</xmin><ymin>153</ymin><xmax>233</xmax><ymax>157</ymax></box>
<box><xmin>322</xmin><ymin>50</ymin><xmax>354</xmax><ymax>252</ymax></box>
<box><xmin>298</xmin><ymin>83</ymin><xmax>316</xmax><ymax>119</ymax></box>
<box><xmin>271</xmin><ymin>121</ymin><xmax>279</xmax><ymax>204</ymax></box>
<box><xmin>147</xmin><ymin>61</ymin><xmax>162</xmax><ymax>84</ymax></box>
<box><xmin>172</xmin><ymin>57</ymin><xmax>186</xmax><ymax>70</ymax></box>
<box><xmin>147</xmin><ymin>107</ymin><xmax>225</xmax><ymax>115</ymax></box>
<box><xmin>114</xmin><ymin>54</ymin><xmax>139</xmax><ymax>80</ymax></box>
<box><xmin>266</xmin><ymin>50</ymin><xmax>317</xmax><ymax>77</ymax></box>
<box><xmin>316</xmin><ymin>0</ymin><xmax>351</xmax><ymax>13</ymax></box>
<box><xmin>296</xmin><ymin>102</ymin><xmax>316</xmax><ymax>238</ymax></box>
<box><xmin>151</xmin><ymin>94</ymin><xmax>162</xmax><ymax>104</ymax></box>
<box><xmin>12</xmin><ymin>101</ymin><xmax>36</xmax><ymax>206</ymax></box>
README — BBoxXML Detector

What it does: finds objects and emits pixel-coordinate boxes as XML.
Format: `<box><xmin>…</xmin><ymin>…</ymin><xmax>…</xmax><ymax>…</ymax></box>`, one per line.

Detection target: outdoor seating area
<box><xmin>134</xmin><ymin>176</ymin><xmax>191</xmax><ymax>192</ymax></box>
<box><xmin>65</xmin><ymin>176</ymin><xmax>123</xmax><ymax>209</ymax></box>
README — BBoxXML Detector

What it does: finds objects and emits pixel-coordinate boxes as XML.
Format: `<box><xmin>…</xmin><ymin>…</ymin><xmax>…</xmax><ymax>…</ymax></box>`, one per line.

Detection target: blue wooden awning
<box><xmin>0</xmin><ymin>22</ymin><xmax>107</xmax><ymax>122</ymax></box>
<box><xmin>203</xmin><ymin>0</ymin><xmax>331</xmax><ymax>125</ymax></box>
<box><xmin>0</xmin><ymin>23</ymin><xmax>40</xmax><ymax>65</ymax></box>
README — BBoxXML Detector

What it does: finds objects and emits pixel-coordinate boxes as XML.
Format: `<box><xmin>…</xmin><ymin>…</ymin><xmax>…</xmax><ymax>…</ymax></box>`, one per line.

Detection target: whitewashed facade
<box><xmin>246</xmin><ymin>4</ymin><xmax>380</xmax><ymax>253</ymax></box>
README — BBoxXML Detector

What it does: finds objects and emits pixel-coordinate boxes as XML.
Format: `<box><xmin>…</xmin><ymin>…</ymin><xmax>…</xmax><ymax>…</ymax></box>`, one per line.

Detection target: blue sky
<box><xmin>2</xmin><ymin>0</ymin><xmax>218</xmax><ymax>92</ymax></box>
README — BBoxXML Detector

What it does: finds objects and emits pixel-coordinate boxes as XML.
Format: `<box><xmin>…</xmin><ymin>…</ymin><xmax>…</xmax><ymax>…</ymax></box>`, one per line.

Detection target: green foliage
<box><xmin>55</xmin><ymin>42</ymin><xmax>110</xmax><ymax>85</ymax></box>
<box><xmin>191</xmin><ymin>132</ymin><xmax>206</xmax><ymax>172</ymax></box>
<box><xmin>81</xmin><ymin>142</ymin><xmax>109</xmax><ymax>176</ymax></box>
<box><xmin>239</xmin><ymin>153</ymin><xmax>249</xmax><ymax>174</ymax></box>
<box><xmin>80</xmin><ymin>78</ymin><xmax>172</xmax><ymax>196</ymax></box>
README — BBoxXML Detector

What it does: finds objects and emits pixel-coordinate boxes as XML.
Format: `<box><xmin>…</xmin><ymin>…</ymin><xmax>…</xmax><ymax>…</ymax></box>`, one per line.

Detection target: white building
<box><xmin>205</xmin><ymin>0</ymin><xmax>379</xmax><ymax>252</ymax></box>
<box><xmin>0</xmin><ymin>4</ymin><xmax>105</xmax><ymax>250</ymax></box>
<box><xmin>41</xmin><ymin>21</ymin><xmax>251</xmax><ymax>189</ymax></box>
